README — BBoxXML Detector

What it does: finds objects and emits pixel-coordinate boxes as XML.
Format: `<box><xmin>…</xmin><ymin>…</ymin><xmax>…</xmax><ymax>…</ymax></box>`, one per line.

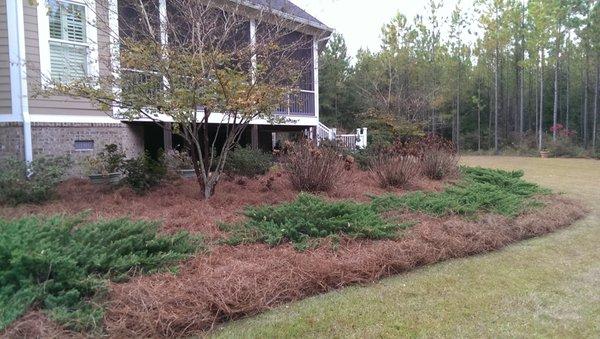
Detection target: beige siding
<box><xmin>23</xmin><ymin>1</ymin><xmax>112</xmax><ymax>117</ymax></box>
<box><xmin>0</xmin><ymin>1</ymin><xmax>11</xmax><ymax>115</ymax></box>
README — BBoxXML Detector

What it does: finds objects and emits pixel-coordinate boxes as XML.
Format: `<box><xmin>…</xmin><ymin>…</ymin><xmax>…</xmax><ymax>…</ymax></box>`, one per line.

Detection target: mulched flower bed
<box><xmin>0</xmin><ymin>169</ymin><xmax>444</xmax><ymax>239</ymax></box>
<box><xmin>102</xmin><ymin>196</ymin><xmax>584</xmax><ymax>337</ymax></box>
<box><xmin>0</xmin><ymin>170</ymin><xmax>585</xmax><ymax>338</ymax></box>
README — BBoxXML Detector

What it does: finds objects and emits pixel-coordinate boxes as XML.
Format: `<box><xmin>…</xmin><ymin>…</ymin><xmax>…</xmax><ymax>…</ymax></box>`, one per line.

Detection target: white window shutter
<box><xmin>64</xmin><ymin>4</ymin><xmax>86</xmax><ymax>43</ymax></box>
<box><xmin>48</xmin><ymin>2</ymin><xmax>88</xmax><ymax>82</ymax></box>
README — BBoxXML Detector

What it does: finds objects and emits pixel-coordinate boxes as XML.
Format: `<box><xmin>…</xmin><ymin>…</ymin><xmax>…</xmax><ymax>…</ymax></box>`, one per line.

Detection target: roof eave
<box><xmin>234</xmin><ymin>0</ymin><xmax>334</xmax><ymax>36</ymax></box>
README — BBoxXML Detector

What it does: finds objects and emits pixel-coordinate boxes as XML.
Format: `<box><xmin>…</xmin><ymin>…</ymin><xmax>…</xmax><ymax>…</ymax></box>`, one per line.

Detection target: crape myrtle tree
<box><xmin>40</xmin><ymin>0</ymin><xmax>317</xmax><ymax>199</ymax></box>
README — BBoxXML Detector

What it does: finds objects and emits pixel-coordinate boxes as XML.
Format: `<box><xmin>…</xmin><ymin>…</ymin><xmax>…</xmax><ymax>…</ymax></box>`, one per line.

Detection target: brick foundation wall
<box><xmin>31</xmin><ymin>122</ymin><xmax>145</xmax><ymax>175</ymax></box>
<box><xmin>0</xmin><ymin>122</ymin><xmax>24</xmax><ymax>160</ymax></box>
<box><xmin>0</xmin><ymin>122</ymin><xmax>145</xmax><ymax>175</ymax></box>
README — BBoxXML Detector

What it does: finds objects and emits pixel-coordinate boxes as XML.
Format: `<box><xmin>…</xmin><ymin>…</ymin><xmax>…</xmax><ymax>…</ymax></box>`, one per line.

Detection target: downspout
<box><xmin>7</xmin><ymin>0</ymin><xmax>32</xmax><ymax>162</ymax></box>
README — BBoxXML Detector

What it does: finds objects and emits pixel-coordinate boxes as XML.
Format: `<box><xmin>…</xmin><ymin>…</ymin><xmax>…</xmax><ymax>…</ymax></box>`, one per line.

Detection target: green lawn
<box><xmin>212</xmin><ymin>156</ymin><xmax>600</xmax><ymax>338</ymax></box>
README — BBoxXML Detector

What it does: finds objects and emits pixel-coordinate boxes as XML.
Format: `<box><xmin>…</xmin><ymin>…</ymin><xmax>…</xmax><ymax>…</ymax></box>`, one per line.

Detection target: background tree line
<box><xmin>319</xmin><ymin>0</ymin><xmax>600</xmax><ymax>155</ymax></box>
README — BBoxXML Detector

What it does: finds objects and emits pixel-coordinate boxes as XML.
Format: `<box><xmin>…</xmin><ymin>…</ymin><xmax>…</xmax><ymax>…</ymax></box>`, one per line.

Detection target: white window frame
<box><xmin>37</xmin><ymin>0</ymin><xmax>100</xmax><ymax>86</ymax></box>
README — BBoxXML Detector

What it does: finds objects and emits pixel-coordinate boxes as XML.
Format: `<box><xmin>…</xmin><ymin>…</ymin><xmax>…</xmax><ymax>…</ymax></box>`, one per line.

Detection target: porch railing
<box><xmin>316</xmin><ymin>122</ymin><xmax>336</xmax><ymax>142</ymax></box>
<box><xmin>276</xmin><ymin>90</ymin><xmax>315</xmax><ymax>116</ymax></box>
<box><xmin>336</xmin><ymin>134</ymin><xmax>358</xmax><ymax>150</ymax></box>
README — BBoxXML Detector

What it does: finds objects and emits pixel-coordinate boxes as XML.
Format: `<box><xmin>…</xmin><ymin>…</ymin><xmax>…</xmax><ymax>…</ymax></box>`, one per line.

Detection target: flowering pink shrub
<box><xmin>549</xmin><ymin>124</ymin><xmax>577</xmax><ymax>138</ymax></box>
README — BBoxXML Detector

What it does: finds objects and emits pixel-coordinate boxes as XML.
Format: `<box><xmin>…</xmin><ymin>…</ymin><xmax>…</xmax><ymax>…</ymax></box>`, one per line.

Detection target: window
<box><xmin>48</xmin><ymin>1</ymin><xmax>88</xmax><ymax>82</ymax></box>
<box><xmin>74</xmin><ymin>140</ymin><xmax>94</xmax><ymax>151</ymax></box>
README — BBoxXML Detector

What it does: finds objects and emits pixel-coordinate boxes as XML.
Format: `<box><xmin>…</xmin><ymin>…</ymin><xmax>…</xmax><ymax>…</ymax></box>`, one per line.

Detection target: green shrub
<box><xmin>165</xmin><ymin>149</ymin><xmax>194</xmax><ymax>170</ymax></box>
<box><xmin>0</xmin><ymin>156</ymin><xmax>71</xmax><ymax>205</ymax></box>
<box><xmin>352</xmin><ymin>146</ymin><xmax>378</xmax><ymax>170</ymax></box>
<box><xmin>547</xmin><ymin>137</ymin><xmax>586</xmax><ymax>158</ymax></box>
<box><xmin>122</xmin><ymin>152</ymin><xmax>167</xmax><ymax>194</ymax></box>
<box><xmin>221</xmin><ymin>193</ymin><xmax>410</xmax><ymax>249</ymax></box>
<box><xmin>83</xmin><ymin>144</ymin><xmax>126</xmax><ymax>175</ymax></box>
<box><xmin>372</xmin><ymin>167</ymin><xmax>548</xmax><ymax>217</ymax></box>
<box><xmin>224</xmin><ymin>146</ymin><xmax>273</xmax><ymax>177</ymax></box>
<box><xmin>0</xmin><ymin>216</ymin><xmax>199</xmax><ymax>332</ymax></box>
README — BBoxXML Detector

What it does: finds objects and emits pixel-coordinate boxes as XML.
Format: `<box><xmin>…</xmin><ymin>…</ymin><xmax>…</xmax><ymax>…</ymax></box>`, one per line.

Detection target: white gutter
<box><xmin>6</xmin><ymin>0</ymin><xmax>33</xmax><ymax>162</ymax></box>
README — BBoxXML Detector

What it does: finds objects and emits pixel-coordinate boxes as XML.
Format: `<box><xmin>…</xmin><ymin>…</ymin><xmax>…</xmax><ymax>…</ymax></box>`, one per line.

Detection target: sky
<box><xmin>292</xmin><ymin>0</ymin><xmax>476</xmax><ymax>57</ymax></box>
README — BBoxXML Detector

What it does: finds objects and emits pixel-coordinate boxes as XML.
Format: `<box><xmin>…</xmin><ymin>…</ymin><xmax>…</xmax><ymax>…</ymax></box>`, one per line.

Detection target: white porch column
<box><xmin>159</xmin><ymin>0</ymin><xmax>170</xmax><ymax>92</ymax></box>
<box><xmin>6</xmin><ymin>0</ymin><xmax>32</xmax><ymax>162</ymax></box>
<box><xmin>108</xmin><ymin>0</ymin><xmax>121</xmax><ymax>117</ymax></box>
<box><xmin>250</xmin><ymin>19</ymin><xmax>257</xmax><ymax>84</ymax></box>
<box><xmin>313</xmin><ymin>36</ymin><xmax>319</xmax><ymax>122</ymax></box>
<box><xmin>159</xmin><ymin>0</ymin><xmax>167</xmax><ymax>45</ymax></box>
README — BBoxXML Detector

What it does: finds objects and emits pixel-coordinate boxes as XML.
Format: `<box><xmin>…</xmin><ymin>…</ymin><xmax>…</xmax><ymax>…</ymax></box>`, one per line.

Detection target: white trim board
<box><xmin>29</xmin><ymin>114</ymin><xmax>123</xmax><ymax>124</ymax></box>
<box><xmin>0</xmin><ymin>114</ymin><xmax>21</xmax><ymax>122</ymax></box>
<box><xmin>116</xmin><ymin>111</ymin><xmax>319</xmax><ymax>127</ymax></box>
<box><xmin>26</xmin><ymin>113</ymin><xmax>319</xmax><ymax>127</ymax></box>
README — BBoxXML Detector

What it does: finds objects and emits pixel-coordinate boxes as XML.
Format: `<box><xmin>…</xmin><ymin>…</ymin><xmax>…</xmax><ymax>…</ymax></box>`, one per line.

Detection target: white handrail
<box><xmin>315</xmin><ymin>122</ymin><xmax>367</xmax><ymax>150</ymax></box>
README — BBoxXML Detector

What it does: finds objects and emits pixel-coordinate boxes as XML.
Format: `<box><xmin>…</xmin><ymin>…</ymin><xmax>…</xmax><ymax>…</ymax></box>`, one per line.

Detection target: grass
<box><xmin>372</xmin><ymin>167</ymin><xmax>548</xmax><ymax>217</ymax></box>
<box><xmin>0</xmin><ymin>216</ymin><xmax>199</xmax><ymax>333</ymax></box>
<box><xmin>212</xmin><ymin>156</ymin><xmax>600</xmax><ymax>338</ymax></box>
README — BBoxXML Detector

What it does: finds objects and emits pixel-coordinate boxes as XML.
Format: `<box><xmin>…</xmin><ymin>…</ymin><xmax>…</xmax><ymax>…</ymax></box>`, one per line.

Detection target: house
<box><xmin>0</xmin><ymin>0</ymin><xmax>333</xmax><ymax>168</ymax></box>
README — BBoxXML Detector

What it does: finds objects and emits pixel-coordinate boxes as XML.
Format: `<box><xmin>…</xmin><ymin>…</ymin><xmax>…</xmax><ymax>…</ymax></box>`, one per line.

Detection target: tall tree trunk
<box><xmin>552</xmin><ymin>33</ymin><xmax>560</xmax><ymax>141</ymax></box>
<box><xmin>538</xmin><ymin>50</ymin><xmax>545</xmax><ymax>151</ymax></box>
<box><xmin>519</xmin><ymin>1</ymin><xmax>525</xmax><ymax>135</ymax></box>
<box><xmin>495</xmin><ymin>44</ymin><xmax>500</xmax><ymax>154</ymax></box>
<box><xmin>452</xmin><ymin>96</ymin><xmax>456</xmax><ymax>145</ymax></box>
<box><xmin>489</xmin><ymin>86</ymin><xmax>493</xmax><ymax>149</ymax></box>
<box><xmin>503</xmin><ymin>58</ymin><xmax>509</xmax><ymax>140</ymax></box>
<box><xmin>457</xmin><ymin>59</ymin><xmax>461</xmax><ymax>153</ymax></box>
<box><xmin>584</xmin><ymin>53</ymin><xmax>589</xmax><ymax>148</ymax></box>
<box><xmin>593</xmin><ymin>62</ymin><xmax>599</xmax><ymax>151</ymax></box>
<box><xmin>566</xmin><ymin>58</ymin><xmax>570</xmax><ymax>130</ymax></box>
<box><xmin>477</xmin><ymin>86</ymin><xmax>482</xmax><ymax>152</ymax></box>
<box><xmin>519</xmin><ymin>60</ymin><xmax>525</xmax><ymax>135</ymax></box>
<box><xmin>535</xmin><ymin>69</ymin><xmax>539</xmax><ymax>136</ymax></box>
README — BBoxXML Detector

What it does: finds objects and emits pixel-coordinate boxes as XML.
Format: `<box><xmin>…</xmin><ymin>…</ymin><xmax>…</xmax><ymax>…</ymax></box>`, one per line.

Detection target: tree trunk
<box><xmin>452</xmin><ymin>98</ymin><xmax>456</xmax><ymax>145</ymax></box>
<box><xmin>535</xmin><ymin>69</ymin><xmax>539</xmax><ymax>136</ymax></box>
<box><xmin>494</xmin><ymin>42</ymin><xmax>499</xmax><ymax>154</ymax></box>
<box><xmin>519</xmin><ymin>2</ymin><xmax>525</xmax><ymax>135</ymax></box>
<box><xmin>566</xmin><ymin>59</ymin><xmax>570</xmax><ymax>130</ymax></box>
<box><xmin>584</xmin><ymin>53</ymin><xmax>589</xmax><ymax>148</ymax></box>
<box><xmin>189</xmin><ymin>135</ymin><xmax>208</xmax><ymax>197</ymax></box>
<box><xmin>202</xmin><ymin>122</ymin><xmax>210</xmax><ymax>172</ymax></box>
<box><xmin>552</xmin><ymin>37</ymin><xmax>560</xmax><ymax>141</ymax></box>
<box><xmin>519</xmin><ymin>59</ymin><xmax>524</xmax><ymax>135</ymax></box>
<box><xmin>538</xmin><ymin>50</ymin><xmax>544</xmax><ymax>151</ymax></box>
<box><xmin>457</xmin><ymin>60</ymin><xmax>461</xmax><ymax>153</ymax></box>
<box><xmin>593</xmin><ymin>62</ymin><xmax>599</xmax><ymax>151</ymax></box>
<box><xmin>477</xmin><ymin>86</ymin><xmax>482</xmax><ymax>152</ymax></box>
<box><xmin>204</xmin><ymin>176</ymin><xmax>217</xmax><ymax>199</ymax></box>
<box><xmin>489</xmin><ymin>86</ymin><xmax>493</xmax><ymax>149</ymax></box>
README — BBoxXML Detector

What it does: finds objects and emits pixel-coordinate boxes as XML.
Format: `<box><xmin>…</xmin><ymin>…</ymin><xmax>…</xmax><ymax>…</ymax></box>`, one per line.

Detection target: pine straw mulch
<box><xmin>0</xmin><ymin>169</ymin><xmax>444</xmax><ymax>240</ymax></box>
<box><xmin>0</xmin><ymin>171</ymin><xmax>586</xmax><ymax>338</ymax></box>
<box><xmin>101</xmin><ymin>196</ymin><xmax>586</xmax><ymax>337</ymax></box>
<box><xmin>0</xmin><ymin>312</ymin><xmax>84</xmax><ymax>339</ymax></box>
